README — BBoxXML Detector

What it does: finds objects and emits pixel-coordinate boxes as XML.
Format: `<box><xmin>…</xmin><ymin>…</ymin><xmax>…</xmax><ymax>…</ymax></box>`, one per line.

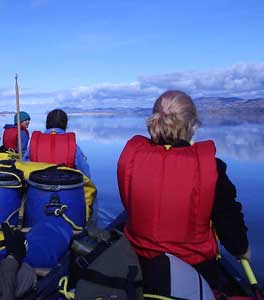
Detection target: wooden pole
<box><xmin>15</xmin><ymin>74</ymin><xmax>22</xmax><ymax>159</ymax></box>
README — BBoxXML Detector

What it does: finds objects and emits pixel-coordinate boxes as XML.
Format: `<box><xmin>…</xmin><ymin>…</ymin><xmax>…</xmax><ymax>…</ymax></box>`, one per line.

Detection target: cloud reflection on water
<box><xmin>1</xmin><ymin>113</ymin><xmax>263</xmax><ymax>161</ymax></box>
<box><xmin>68</xmin><ymin>115</ymin><xmax>264</xmax><ymax>162</ymax></box>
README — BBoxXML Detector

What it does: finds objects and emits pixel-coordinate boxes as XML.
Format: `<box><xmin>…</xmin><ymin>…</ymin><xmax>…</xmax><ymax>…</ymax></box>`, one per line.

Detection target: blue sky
<box><xmin>1</xmin><ymin>0</ymin><xmax>264</xmax><ymax>111</ymax></box>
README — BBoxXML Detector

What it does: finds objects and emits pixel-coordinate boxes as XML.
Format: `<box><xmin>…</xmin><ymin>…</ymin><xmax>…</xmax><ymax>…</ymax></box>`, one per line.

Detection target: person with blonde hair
<box><xmin>117</xmin><ymin>90</ymin><xmax>250</xmax><ymax>296</ymax></box>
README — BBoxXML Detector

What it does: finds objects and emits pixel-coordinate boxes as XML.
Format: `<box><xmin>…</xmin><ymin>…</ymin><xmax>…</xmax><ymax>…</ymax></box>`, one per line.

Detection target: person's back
<box><xmin>1</xmin><ymin>111</ymin><xmax>31</xmax><ymax>155</ymax></box>
<box><xmin>29</xmin><ymin>129</ymin><xmax>77</xmax><ymax>168</ymax></box>
<box><xmin>117</xmin><ymin>90</ymin><xmax>250</xmax><ymax>295</ymax></box>
<box><xmin>119</xmin><ymin>135</ymin><xmax>218</xmax><ymax>264</ymax></box>
<box><xmin>23</xmin><ymin>109</ymin><xmax>90</xmax><ymax>178</ymax></box>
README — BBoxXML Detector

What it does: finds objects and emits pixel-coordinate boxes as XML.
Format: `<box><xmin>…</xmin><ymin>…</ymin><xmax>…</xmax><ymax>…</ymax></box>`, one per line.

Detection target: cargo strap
<box><xmin>78</xmin><ymin>265</ymin><xmax>142</xmax><ymax>299</ymax></box>
<box><xmin>58</xmin><ymin>277</ymin><xmax>183</xmax><ymax>300</ymax></box>
<box><xmin>58</xmin><ymin>265</ymin><xmax>143</xmax><ymax>300</ymax></box>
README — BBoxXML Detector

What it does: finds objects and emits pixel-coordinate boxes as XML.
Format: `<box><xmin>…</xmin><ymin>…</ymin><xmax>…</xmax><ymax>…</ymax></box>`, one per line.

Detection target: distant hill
<box><xmin>0</xmin><ymin>111</ymin><xmax>16</xmax><ymax>115</ymax></box>
<box><xmin>193</xmin><ymin>97</ymin><xmax>264</xmax><ymax>125</ymax></box>
<box><xmin>194</xmin><ymin>96</ymin><xmax>264</xmax><ymax>108</ymax></box>
<box><xmin>1</xmin><ymin>97</ymin><xmax>263</xmax><ymax>125</ymax></box>
<box><xmin>59</xmin><ymin>97</ymin><xmax>264</xmax><ymax>125</ymax></box>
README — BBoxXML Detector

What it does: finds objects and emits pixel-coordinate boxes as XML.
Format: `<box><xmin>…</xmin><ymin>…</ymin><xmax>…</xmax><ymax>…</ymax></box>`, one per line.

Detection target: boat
<box><xmin>0</xmin><ymin>154</ymin><xmax>263</xmax><ymax>299</ymax></box>
<box><xmin>1</xmin><ymin>188</ymin><xmax>263</xmax><ymax>300</ymax></box>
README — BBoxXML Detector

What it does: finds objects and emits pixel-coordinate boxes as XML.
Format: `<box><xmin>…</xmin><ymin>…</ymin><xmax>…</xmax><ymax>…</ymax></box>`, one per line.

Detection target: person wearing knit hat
<box><xmin>14</xmin><ymin>111</ymin><xmax>31</xmax><ymax>125</ymax></box>
<box><xmin>1</xmin><ymin>111</ymin><xmax>31</xmax><ymax>154</ymax></box>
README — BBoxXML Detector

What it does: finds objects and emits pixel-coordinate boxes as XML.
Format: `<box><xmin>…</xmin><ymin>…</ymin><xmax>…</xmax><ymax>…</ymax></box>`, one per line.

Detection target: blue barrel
<box><xmin>0</xmin><ymin>164</ymin><xmax>23</xmax><ymax>225</ymax></box>
<box><xmin>24</xmin><ymin>167</ymin><xmax>86</xmax><ymax>227</ymax></box>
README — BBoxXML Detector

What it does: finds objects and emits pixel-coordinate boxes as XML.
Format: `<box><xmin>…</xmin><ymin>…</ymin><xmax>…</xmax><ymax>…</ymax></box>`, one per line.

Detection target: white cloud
<box><xmin>1</xmin><ymin>62</ymin><xmax>264</xmax><ymax>112</ymax></box>
<box><xmin>140</xmin><ymin>62</ymin><xmax>264</xmax><ymax>98</ymax></box>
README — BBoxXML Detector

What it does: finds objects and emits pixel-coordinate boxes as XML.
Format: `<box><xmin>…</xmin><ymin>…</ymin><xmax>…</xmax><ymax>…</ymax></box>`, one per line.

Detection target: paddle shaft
<box><xmin>240</xmin><ymin>259</ymin><xmax>264</xmax><ymax>299</ymax></box>
<box><xmin>15</xmin><ymin>74</ymin><xmax>22</xmax><ymax>159</ymax></box>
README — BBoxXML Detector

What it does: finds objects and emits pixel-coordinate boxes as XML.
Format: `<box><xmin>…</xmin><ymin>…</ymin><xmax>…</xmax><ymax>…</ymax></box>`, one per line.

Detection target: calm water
<box><xmin>0</xmin><ymin>113</ymin><xmax>263</xmax><ymax>280</ymax></box>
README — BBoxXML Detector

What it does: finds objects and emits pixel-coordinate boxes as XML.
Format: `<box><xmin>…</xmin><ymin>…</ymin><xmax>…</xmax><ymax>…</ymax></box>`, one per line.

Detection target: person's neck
<box><xmin>158</xmin><ymin>137</ymin><xmax>190</xmax><ymax>147</ymax></box>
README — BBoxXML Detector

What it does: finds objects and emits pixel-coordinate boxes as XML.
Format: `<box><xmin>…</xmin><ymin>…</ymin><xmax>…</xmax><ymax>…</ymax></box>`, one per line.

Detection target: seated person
<box><xmin>1</xmin><ymin>111</ymin><xmax>31</xmax><ymax>155</ymax></box>
<box><xmin>117</xmin><ymin>90</ymin><xmax>250</xmax><ymax>296</ymax></box>
<box><xmin>23</xmin><ymin>109</ymin><xmax>90</xmax><ymax>178</ymax></box>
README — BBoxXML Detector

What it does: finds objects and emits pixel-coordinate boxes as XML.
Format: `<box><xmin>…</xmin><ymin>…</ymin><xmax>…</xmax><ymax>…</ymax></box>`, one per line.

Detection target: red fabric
<box><xmin>3</xmin><ymin>126</ymin><xmax>29</xmax><ymax>151</ymax></box>
<box><xmin>29</xmin><ymin>131</ymin><xmax>76</xmax><ymax>168</ymax></box>
<box><xmin>221</xmin><ymin>297</ymin><xmax>252</xmax><ymax>300</ymax></box>
<box><xmin>213</xmin><ymin>290</ymin><xmax>256</xmax><ymax>300</ymax></box>
<box><xmin>117</xmin><ymin>135</ymin><xmax>218</xmax><ymax>265</ymax></box>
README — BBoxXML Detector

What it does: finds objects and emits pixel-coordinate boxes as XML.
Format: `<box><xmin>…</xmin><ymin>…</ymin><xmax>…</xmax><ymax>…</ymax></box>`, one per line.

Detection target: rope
<box><xmin>6</xmin><ymin>148</ymin><xmax>20</xmax><ymax>159</ymax></box>
<box><xmin>54</xmin><ymin>205</ymin><xmax>83</xmax><ymax>231</ymax></box>
<box><xmin>5</xmin><ymin>208</ymin><xmax>20</xmax><ymax>223</ymax></box>
<box><xmin>17</xmin><ymin>193</ymin><xmax>27</xmax><ymax>229</ymax></box>
<box><xmin>58</xmin><ymin>279</ymin><xmax>178</xmax><ymax>300</ymax></box>
<box><xmin>0</xmin><ymin>170</ymin><xmax>22</xmax><ymax>188</ymax></box>
<box><xmin>144</xmin><ymin>294</ymin><xmax>179</xmax><ymax>300</ymax></box>
<box><xmin>58</xmin><ymin>276</ymin><xmax>75</xmax><ymax>300</ymax></box>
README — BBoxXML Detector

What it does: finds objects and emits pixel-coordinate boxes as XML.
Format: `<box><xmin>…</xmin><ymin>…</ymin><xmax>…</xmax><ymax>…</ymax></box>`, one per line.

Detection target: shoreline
<box><xmin>0</xmin><ymin>111</ymin><xmax>119</xmax><ymax>116</ymax></box>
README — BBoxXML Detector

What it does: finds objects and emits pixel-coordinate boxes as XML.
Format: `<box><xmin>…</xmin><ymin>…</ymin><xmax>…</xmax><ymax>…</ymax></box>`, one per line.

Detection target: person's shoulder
<box><xmin>129</xmin><ymin>135</ymin><xmax>149</xmax><ymax>143</ymax></box>
<box><xmin>127</xmin><ymin>135</ymin><xmax>150</xmax><ymax>146</ymax></box>
<box><xmin>194</xmin><ymin>139</ymin><xmax>216</xmax><ymax>155</ymax></box>
<box><xmin>3</xmin><ymin>124</ymin><xmax>15</xmax><ymax>129</ymax></box>
<box><xmin>195</xmin><ymin>139</ymin><xmax>216</xmax><ymax>147</ymax></box>
<box><xmin>216</xmin><ymin>157</ymin><xmax>227</xmax><ymax>173</ymax></box>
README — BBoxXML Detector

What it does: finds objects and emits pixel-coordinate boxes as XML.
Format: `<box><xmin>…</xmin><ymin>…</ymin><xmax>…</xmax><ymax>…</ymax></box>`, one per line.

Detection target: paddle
<box><xmin>15</xmin><ymin>74</ymin><xmax>22</xmax><ymax>159</ymax></box>
<box><xmin>240</xmin><ymin>259</ymin><xmax>264</xmax><ymax>300</ymax></box>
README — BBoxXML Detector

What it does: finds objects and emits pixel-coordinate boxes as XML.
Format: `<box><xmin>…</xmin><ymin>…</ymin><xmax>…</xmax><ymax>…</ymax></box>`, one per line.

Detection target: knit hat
<box><xmin>14</xmin><ymin>111</ymin><xmax>31</xmax><ymax>124</ymax></box>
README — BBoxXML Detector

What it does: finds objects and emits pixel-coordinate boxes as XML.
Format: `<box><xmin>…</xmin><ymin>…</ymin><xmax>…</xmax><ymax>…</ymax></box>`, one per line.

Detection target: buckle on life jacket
<box><xmin>164</xmin><ymin>144</ymin><xmax>172</xmax><ymax>150</ymax></box>
<box><xmin>50</xmin><ymin>129</ymin><xmax>57</xmax><ymax>135</ymax></box>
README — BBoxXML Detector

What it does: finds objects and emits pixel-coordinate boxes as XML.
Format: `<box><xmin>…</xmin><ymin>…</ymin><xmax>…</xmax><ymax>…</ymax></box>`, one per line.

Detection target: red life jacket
<box><xmin>3</xmin><ymin>126</ymin><xmax>29</xmax><ymax>152</ymax></box>
<box><xmin>117</xmin><ymin>135</ymin><xmax>218</xmax><ymax>265</ymax></box>
<box><xmin>29</xmin><ymin>131</ymin><xmax>77</xmax><ymax>168</ymax></box>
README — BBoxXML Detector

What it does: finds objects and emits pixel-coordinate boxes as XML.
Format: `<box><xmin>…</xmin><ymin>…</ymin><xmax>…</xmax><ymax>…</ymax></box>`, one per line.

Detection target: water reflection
<box><xmin>196</xmin><ymin>125</ymin><xmax>264</xmax><ymax>161</ymax></box>
<box><xmin>67</xmin><ymin>115</ymin><xmax>264</xmax><ymax>161</ymax></box>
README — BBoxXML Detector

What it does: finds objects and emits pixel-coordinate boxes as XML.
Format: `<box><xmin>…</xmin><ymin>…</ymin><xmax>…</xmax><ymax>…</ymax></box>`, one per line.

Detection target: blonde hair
<box><xmin>147</xmin><ymin>90</ymin><xmax>200</xmax><ymax>144</ymax></box>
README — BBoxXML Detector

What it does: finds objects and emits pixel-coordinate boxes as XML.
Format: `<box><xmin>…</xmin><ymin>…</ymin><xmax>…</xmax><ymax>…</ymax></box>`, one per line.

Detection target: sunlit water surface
<box><xmin>0</xmin><ymin>113</ymin><xmax>263</xmax><ymax>280</ymax></box>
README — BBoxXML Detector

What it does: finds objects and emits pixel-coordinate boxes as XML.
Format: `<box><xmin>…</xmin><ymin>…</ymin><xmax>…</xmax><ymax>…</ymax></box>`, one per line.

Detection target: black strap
<box><xmin>197</xmin><ymin>271</ymin><xmax>203</xmax><ymax>300</ymax></box>
<box><xmin>78</xmin><ymin>265</ymin><xmax>143</xmax><ymax>297</ymax></box>
<box><xmin>127</xmin><ymin>265</ymin><xmax>140</xmax><ymax>300</ymax></box>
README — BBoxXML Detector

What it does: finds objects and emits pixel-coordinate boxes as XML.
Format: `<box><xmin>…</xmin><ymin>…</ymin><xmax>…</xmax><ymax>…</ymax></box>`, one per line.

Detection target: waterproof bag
<box><xmin>24</xmin><ymin>215</ymin><xmax>73</xmax><ymax>268</ymax></box>
<box><xmin>59</xmin><ymin>225</ymin><xmax>144</xmax><ymax>300</ymax></box>
<box><xmin>0</xmin><ymin>160</ymin><xmax>24</xmax><ymax>225</ymax></box>
<box><xmin>24</xmin><ymin>167</ymin><xmax>85</xmax><ymax>227</ymax></box>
